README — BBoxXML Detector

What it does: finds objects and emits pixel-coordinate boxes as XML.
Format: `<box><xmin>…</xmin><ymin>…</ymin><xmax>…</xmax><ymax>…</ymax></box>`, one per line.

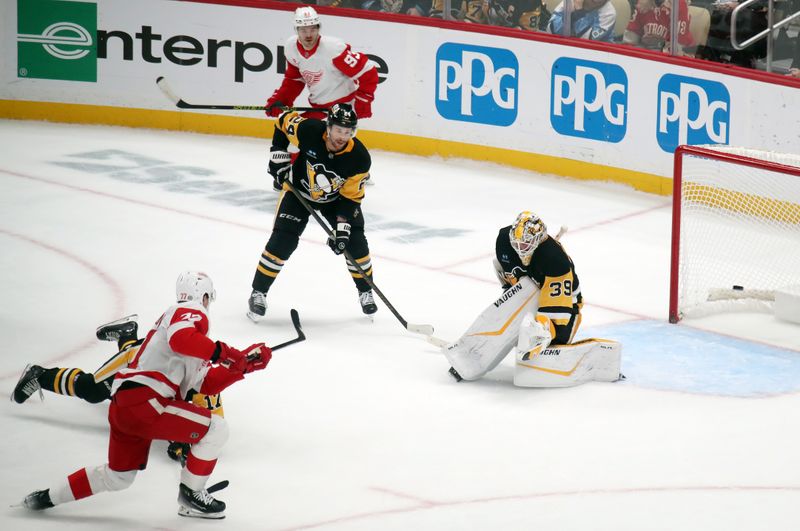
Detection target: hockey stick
<box><xmin>424</xmin><ymin>225</ymin><xmax>569</xmax><ymax>349</ymax></box>
<box><xmin>269</xmin><ymin>308</ymin><xmax>306</xmax><ymax>352</ymax></box>
<box><xmin>155</xmin><ymin>77</ymin><xmax>325</xmax><ymax>113</ymax></box>
<box><xmin>284</xmin><ymin>182</ymin><xmax>434</xmax><ymax>336</ymax></box>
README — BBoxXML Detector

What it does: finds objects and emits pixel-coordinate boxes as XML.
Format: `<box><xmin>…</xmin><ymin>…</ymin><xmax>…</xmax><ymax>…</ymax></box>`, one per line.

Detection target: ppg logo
<box><xmin>657</xmin><ymin>74</ymin><xmax>730</xmax><ymax>153</ymax></box>
<box><xmin>551</xmin><ymin>58</ymin><xmax>627</xmax><ymax>143</ymax></box>
<box><xmin>435</xmin><ymin>43</ymin><xmax>518</xmax><ymax>126</ymax></box>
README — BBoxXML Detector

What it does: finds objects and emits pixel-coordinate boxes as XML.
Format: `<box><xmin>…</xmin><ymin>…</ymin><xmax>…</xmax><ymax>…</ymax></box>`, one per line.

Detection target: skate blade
<box><xmin>246</xmin><ymin>311</ymin><xmax>264</xmax><ymax>323</ymax></box>
<box><xmin>10</xmin><ymin>363</ymin><xmax>44</xmax><ymax>404</ymax></box>
<box><xmin>178</xmin><ymin>506</ymin><xmax>225</xmax><ymax>519</ymax></box>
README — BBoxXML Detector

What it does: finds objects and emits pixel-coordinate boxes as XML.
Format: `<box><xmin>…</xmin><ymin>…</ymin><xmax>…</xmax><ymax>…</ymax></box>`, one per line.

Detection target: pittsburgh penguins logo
<box><xmin>305</xmin><ymin>161</ymin><xmax>344</xmax><ymax>201</ymax></box>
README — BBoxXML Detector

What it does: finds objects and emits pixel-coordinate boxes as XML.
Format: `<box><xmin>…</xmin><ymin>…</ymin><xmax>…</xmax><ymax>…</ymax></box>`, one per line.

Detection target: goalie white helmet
<box><xmin>294</xmin><ymin>6</ymin><xmax>320</xmax><ymax>28</ymax></box>
<box><xmin>509</xmin><ymin>211</ymin><xmax>547</xmax><ymax>265</ymax></box>
<box><xmin>176</xmin><ymin>271</ymin><xmax>216</xmax><ymax>305</ymax></box>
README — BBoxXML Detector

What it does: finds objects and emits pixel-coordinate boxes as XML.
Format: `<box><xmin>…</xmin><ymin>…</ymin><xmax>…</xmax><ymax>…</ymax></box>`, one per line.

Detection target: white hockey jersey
<box><xmin>111</xmin><ymin>301</ymin><xmax>215</xmax><ymax>401</ymax></box>
<box><xmin>283</xmin><ymin>35</ymin><xmax>373</xmax><ymax>107</ymax></box>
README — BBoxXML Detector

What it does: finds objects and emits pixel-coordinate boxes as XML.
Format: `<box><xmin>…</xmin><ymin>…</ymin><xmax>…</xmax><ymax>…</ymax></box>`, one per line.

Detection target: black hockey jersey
<box><xmin>272</xmin><ymin>111</ymin><xmax>371</xmax><ymax>221</ymax></box>
<box><xmin>495</xmin><ymin>226</ymin><xmax>582</xmax><ymax>343</ymax></box>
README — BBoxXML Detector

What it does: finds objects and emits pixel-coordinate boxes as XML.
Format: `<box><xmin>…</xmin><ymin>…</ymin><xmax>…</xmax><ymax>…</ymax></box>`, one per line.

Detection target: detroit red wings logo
<box><xmin>301</xmin><ymin>69</ymin><xmax>323</xmax><ymax>86</ymax></box>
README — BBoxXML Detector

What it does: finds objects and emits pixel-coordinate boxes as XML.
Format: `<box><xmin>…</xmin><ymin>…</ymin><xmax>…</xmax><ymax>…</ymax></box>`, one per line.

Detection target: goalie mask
<box><xmin>176</xmin><ymin>271</ymin><xmax>217</xmax><ymax>305</ymax></box>
<box><xmin>509</xmin><ymin>211</ymin><xmax>547</xmax><ymax>266</ymax></box>
<box><xmin>294</xmin><ymin>6</ymin><xmax>320</xmax><ymax>28</ymax></box>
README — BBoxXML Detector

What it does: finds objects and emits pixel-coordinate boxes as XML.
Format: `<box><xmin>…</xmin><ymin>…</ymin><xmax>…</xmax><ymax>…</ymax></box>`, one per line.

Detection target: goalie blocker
<box><xmin>443</xmin><ymin>277</ymin><xmax>622</xmax><ymax>387</ymax></box>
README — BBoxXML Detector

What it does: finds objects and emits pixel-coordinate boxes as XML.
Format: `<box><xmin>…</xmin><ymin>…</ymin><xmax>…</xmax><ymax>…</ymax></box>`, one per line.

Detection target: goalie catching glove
<box><xmin>327</xmin><ymin>222</ymin><xmax>351</xmax><ymax>255</ymax></box>
<box><xmin>269</xmin><ymin>149</ymin><xmax>292</xmax><ymax>191</ymax></box>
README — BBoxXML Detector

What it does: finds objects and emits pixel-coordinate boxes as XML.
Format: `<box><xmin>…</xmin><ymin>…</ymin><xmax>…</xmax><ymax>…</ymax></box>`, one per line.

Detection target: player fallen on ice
<box><xmin>443</xmin><ymin>211</ymin><xmax>623</xmax><ymax>387</ymax></box>
<box><xmin>12</xmin><ymin>314</ymin><xmax>224</xmax><ymax>466</ymax></box>
<box><xmin>248</xmin><ymin>103</ymin><xmax>378</xmax><ymax>321</ymax></box>
<box><xmin>20</xmin><ymin>272</ymin><xmax>272</xmax><ymax>519</ymax></box>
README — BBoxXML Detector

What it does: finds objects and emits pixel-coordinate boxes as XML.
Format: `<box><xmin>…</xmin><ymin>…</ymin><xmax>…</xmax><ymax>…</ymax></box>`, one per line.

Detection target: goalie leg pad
<box><xmin>443</xmin><ymin>277</ymin><xmax>539</xmax><ymax>381</ymax></box>
<box><xmin>513</xmin><ymin>338</ymin><xmax>622</xmax><ymax>388</ymax></box>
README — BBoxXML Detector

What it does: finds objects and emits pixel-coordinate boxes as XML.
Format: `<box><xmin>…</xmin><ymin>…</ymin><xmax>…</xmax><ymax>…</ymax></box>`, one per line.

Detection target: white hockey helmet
<box><xmin>509</xmin><ymin>211</ymin><xmax>547</xmax><ymax>265</ymax></box>
<box><xmin>176</xmin><ymin>271</ymin><xmax>216</xmax><ymax>304</ymax></box>
<box><xmin>294</xmin><ymin>6</ymin><xmax>320</xmax><ymax>28</ymax></box>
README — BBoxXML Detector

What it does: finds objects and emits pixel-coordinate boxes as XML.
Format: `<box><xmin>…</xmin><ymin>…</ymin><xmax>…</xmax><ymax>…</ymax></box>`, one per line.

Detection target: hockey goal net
<box><xmin>669</xmin><ymin>145</ymin><xmax>800</xmax><ymax>323</ymax></box>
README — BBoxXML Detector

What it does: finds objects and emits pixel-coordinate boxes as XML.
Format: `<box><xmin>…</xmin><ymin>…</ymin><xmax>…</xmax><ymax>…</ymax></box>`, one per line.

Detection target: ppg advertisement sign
<box><xmin>550</xmin><ymin>58</ymin><xmax>628</xmax><ymax>143</ymax></box>
<box><xmin>656</xmin><ymin>74</ymin><xmax>730</xmax><ymax>153</ymax></box>
<box><xmin>435</xmin><ymin>43</ymin><xmax>518</xmax><ymax>126</ymax></box>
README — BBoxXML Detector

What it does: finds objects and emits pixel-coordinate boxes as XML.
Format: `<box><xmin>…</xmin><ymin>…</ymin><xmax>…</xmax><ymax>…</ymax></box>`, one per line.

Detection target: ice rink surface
<box><xmin>1</xmin><ymin>120</ymin><xmax>799</xmax><ymax>530</ymax></box>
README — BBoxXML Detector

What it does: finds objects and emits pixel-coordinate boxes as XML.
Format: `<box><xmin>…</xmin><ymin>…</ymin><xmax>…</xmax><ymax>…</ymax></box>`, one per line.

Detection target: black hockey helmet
<box><xmin>327</xmin><ymin>103</ymin><xmax>358</xmax><ymax>130</ymax></box>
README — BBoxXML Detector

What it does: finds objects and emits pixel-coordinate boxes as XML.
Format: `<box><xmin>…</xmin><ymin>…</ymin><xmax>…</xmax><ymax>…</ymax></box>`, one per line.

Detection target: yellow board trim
<box><xmin>0</xmin><ymin>100</ymin><xmax>670</xmax><ymax>195</ymax></box>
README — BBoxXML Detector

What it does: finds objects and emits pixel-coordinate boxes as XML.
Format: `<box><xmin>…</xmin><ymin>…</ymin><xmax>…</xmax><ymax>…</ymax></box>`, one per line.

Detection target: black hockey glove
<box><xmin>269</xmin><ymin>150</ymin><xmax>292</xmax><ymax>191</ymax></box>
<box><xmin>327</xmin><ymin>222</ymin><xmax>351</xmax><ymax>255</ymax></box>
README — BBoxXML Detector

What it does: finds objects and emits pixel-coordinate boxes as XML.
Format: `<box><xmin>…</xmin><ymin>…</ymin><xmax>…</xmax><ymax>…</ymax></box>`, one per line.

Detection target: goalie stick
<box><xmin>284</xmin><ymin>182</ymin><xmax>434</xmax><ymax>336</ymax></box>
<box><xmin>155</xmin><ymin>77</ymin><xmax>325</xmax><ymax>113</ymax></box>
<box><xmin>424</xmin><ymin>225</ymin><xmax>569</xmax><ymax>349</ymax></box>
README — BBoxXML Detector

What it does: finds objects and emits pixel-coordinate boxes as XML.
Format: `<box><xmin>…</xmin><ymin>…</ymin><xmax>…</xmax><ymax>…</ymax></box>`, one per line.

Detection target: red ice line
<box><xmin>0</xmin><ymin>225</ymin><xmax>126</xmax><ymax>381</ymax></box>
<box><xmin>0</xmin><ymin>168</ymin><xmax>661</xmax><ymax>382</ymax></box>
<box><xmin>278</xmin><ymin>483</ymin><xmax>800</xmax><ymax>530</ymax></box>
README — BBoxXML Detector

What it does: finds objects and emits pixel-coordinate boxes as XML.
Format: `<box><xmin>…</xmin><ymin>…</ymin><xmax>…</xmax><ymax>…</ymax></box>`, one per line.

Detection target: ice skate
<box><xmin>12</xmin><ymin>364</ymin><xmax>45</xmax><ymax>404</ymax></box>
<box><xmin>359</xmin><ymin>290</ymin><xmax>377</xmax><ymax>318</ymax></box>
<box><xmin>22</xmin><ymin>489</ymin><xmax>54</xmax><ymax>510</ymax></box>
<box><xmin>178</xmin><ymin>483</ymin><xmax>225</xmax><ymax>519</ymax></box>
<box><xmin>96</xmin><ymin>314</ymin><xmax>138</xmax><ymax>343</ymax></box>
<box><xmin>247</xmin><ymin>290</ymin><xmax>267</xmax><ymax>322</ymax></box>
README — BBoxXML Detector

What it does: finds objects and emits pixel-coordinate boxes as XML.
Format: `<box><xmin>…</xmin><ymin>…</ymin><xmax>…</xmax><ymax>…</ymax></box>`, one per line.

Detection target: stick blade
<box><xmin>290</xmin><ymin>308</ymin><xmax>305</xmax><ymax>340</ymax></box>
<box><xmin>155</xmin><ymin>76</ymin><xmax>182</xmax><ymax>106</ymax></box>
<box><xmin>425</xmin><ymin>335</ymin><xmax>450</xmax><ymax>349</ymax></box>
<box><xmin>406</xmin><ymin>323</ymin><xmax>434</xmax><ymax>335</ymax></box>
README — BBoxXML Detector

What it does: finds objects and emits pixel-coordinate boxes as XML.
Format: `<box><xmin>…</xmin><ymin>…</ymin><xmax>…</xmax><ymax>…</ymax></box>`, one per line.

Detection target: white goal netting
<box><xmin>670</xmin><ymin>145</ymin><xmax>800</xmax><ymax>322</ymax></box>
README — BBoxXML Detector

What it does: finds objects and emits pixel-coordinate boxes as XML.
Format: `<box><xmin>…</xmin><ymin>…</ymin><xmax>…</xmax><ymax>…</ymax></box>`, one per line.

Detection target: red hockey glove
<box><xmin>354</xmin><ymin>93</ymin><xmax>372</xmax><ymax>119</ymax></box>
<box><xmin>266</xmin><ymin>100</ymin><xmax>287</xmax><ymax>117</ymax></box>
<box><xmin>214</xmin><ymin>341</ymin><xmax>246</xmax><ymax>367</ymax></box>
<box><xmin>243</xmin><ymin>344</ymin><xmax>272</xmax><ymax>374</ymax></box>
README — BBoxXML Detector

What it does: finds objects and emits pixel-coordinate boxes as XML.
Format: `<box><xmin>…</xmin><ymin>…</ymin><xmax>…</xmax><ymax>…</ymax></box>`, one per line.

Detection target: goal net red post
<box><xmin>669</xmin><ymin>145</ymin><xmax>800</xmax><ymax>324</ymax></box>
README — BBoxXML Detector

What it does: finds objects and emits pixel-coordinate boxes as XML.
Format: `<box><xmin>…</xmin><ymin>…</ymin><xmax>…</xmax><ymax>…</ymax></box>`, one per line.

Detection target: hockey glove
<box><xmin>269</xmin><ymin>150</ymin><xmax>292</xmax><ymax>191</ymax></box>
<box><xmin>243</xmin><ymin>344</ymin><xmax>272</xmax><ymax>374</ymax></box>
<box><xmin>354</xmin><ymin>92</ymin><xmax>373</xmax><ymax>119</ymax></box>
<box><xmin>213</xmin><ymin>341</ymin><xmax>246</xmax><ymax>367</ymax></box>
<box><xmin>266</xmin><ymin>100</ymin><xmax>286</xmax><ymax>117</ymax></box>
<box><xmin>327</xmin><ymin>222</ymin><xmax>351</xmax><ymax>255</ymax></box>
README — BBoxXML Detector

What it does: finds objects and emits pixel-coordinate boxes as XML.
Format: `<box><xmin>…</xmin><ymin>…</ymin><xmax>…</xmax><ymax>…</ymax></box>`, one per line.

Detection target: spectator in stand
<box><xmin>429</xmin><ymin>0</ymin><xmax>463</xmax><ymax>18</ymax></box>
<box><xmin>317</xmin><ymin>0</ymin><xmax>361</xmax><ymax>7</ymax></box>
<box><xmin>360</xmin><ymin>0</ymin><xmax>431</xmax><ymax>15</ymax></box>
<box><xmin>697</xmin><ymin>0</ymin><xmax>767</xmax><ymax>68</ymax></box>
<box><xmin>516</xmin><ymin>0</ymin><xmax>553</xmax><ymax>30</ymax></box>
<box><xmin>546</xmin><ymin>0</ymin><xmax>617</xmax><ymax>41</ymax></box>
<box><xmin>461</xmin><ymin>0</ymin><xmax>489</xmax><ymax>23</ymax></box>
<box><xmin>624</xmin><ymin>0</ymin><xmax>696</xmax><ymax>55</ymax></box>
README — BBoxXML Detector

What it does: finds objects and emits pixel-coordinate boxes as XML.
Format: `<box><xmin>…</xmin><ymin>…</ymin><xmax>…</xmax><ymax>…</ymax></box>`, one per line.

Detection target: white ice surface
<box><xmin>1</xmin><ymin>120</ymin><xmax>799</xmax><ymax>530</ymax></box>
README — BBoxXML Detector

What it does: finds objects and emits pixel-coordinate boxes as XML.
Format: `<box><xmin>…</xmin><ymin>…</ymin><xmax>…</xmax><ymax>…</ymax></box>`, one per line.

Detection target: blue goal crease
<box><xmin>579</xmin><ymin>320</ymin><xmax>800</xmax><ymax>397</ymax></box>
